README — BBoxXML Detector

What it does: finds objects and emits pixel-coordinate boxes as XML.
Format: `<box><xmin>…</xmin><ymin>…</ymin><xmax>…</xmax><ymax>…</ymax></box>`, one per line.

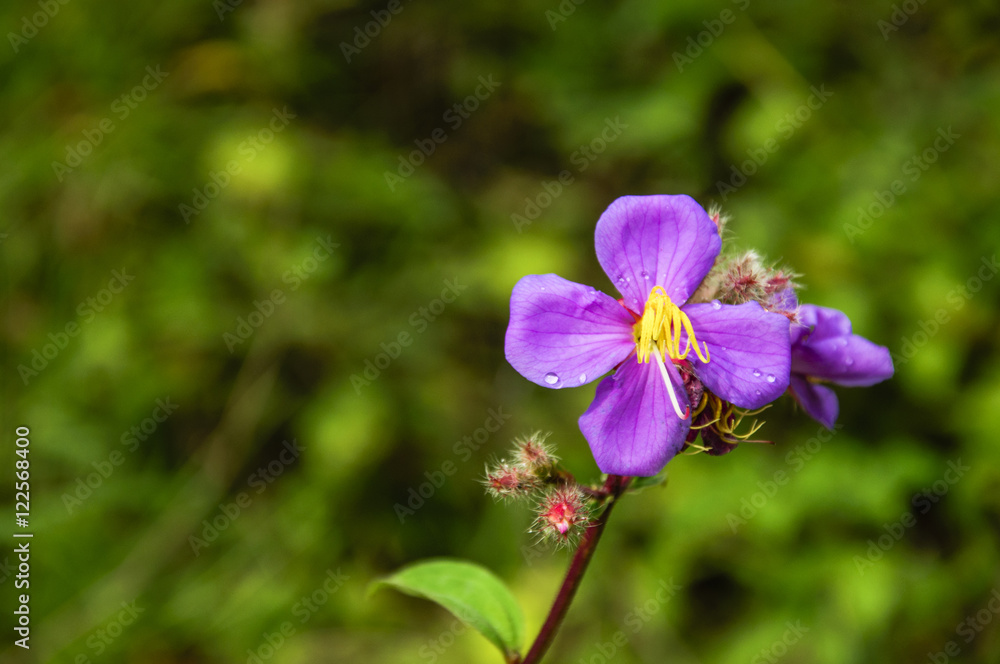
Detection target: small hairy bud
<box><xmin>532</xmin><ymin>486</ymin><xmax>592</xmax><ymax>546</ymax></box>
<box><xmin>483</xmin><ymin>462</ymin><xmax>539</xmax><ymax>500</ymax></box>
<box><xmin>712</xmin><ymin>251</ymin><xmax>800</xmax><ymax>311</ymax></box>
<box><xmin>707</xmin><ymin>204</ymin><xmax>729</xmax><ymax>236</ymax></box>
<box><xmin>512</xmin><ymin>432</ymin><xmax>558</xmax><ymax>475</ymax></box>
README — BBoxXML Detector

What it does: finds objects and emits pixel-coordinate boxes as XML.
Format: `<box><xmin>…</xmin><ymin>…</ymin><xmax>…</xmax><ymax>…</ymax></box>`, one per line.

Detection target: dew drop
<box><xmin>755</xmin><ymin>389</ymin><xmax>762</xmax><ymax>396</ymax></box>
<box><xmin>752</xmin><ymin>369</ymin><xmax>762</xmax><ymax>377</ymax></box>
<box><xmin>766</xmin><ymin>374</ymin><xmax>776</xmax><ymax>383</ymax></box>
<box><xmin>711</xmin><ymin>299</ymin><xmax>722</xmax><ymax>310</ymax></box>
<box><xmin>578</xmin><ymin>373</ymin><xmax>587</xmax><ymax>384</ymax></box>
<box><xmin>641</xmin><ymin>271</ymin><xmax>650</xmax><ymax>280</ymax></box>
<box><xmin>845</xmin><ymin>357</ymin><xmax>854</xmax><ymax>366</ymax></box>
<box><xmin>544</xmin><ymin>372</ymin><xmax>559</xmax><ymax>385</ymax></box>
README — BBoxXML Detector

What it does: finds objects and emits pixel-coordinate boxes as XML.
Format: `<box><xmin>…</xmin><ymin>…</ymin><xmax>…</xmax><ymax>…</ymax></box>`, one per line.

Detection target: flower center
<box><xmin>634</xmin><ymin>286</ymin><xmax>710</xmax><ymax>365</ymax></box>
<box><xmin>629</xmin><ymin>286</ymin><xmax>711</xmax><ymax>421</ymax></box>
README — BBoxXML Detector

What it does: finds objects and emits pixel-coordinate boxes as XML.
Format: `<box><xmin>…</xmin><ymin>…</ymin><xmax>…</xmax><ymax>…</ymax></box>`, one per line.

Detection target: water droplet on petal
<box><xmin>711</xmin><ymin>299</ymin><xmax>722</xmax><ymax>310</ymax></box>
<box><xmin>755</xmin><ymin>389</ymin><xmax>762</xmax><ymax>396</ymax></box>
<box><xmin>845</xmin><ymin>357</ymin><xmax>854</xmax><ymax>366</ymax></box>
<box><xmin>766</xmin><ymin>374</ymin><xmax>776</xmax><ymax>383</ymax></box>
<box><xmin>625</xmin><ymin>276</ymin><xmax>631</xmax><ymax>282</ymax></box>
<box><xmin>578</xmin><ymin>373</ymin><xmax>587</xmax><ymax>384</ymax></box>
<box><xmin>544</xmin><ymin>372</ymin><xmax>559</xmax><ymax>385</ymax></box>
<box><xmin>752</xmin><ymin>369</ymin><xmax>762</xmax><ymax>377</ymax></box>
<box><xmin>641</xmin><ymin>271</ymin><xmax>650</xmax><ymax>280</ymax></box>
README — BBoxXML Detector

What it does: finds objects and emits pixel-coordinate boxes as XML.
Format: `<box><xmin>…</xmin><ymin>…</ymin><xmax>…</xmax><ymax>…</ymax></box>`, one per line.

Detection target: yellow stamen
<box><xmin>635</xmin><ymin>286</ymin><xmax>710</xmax><ymax>365</ymax></box>
<box><xmin>706</xmin><ymin>395</ymin><xmax>769</xmax><ymax>441</ymax></box>
<box><xmin>684</xmin><ymin>394</ymin><xmax>771</xmax><ymax>456</ymax></box>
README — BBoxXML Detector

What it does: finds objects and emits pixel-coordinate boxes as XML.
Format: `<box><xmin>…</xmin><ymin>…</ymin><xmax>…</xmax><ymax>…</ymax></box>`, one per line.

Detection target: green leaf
<box><xmin>371</xmin><ymin>558</ymin><xmax>524</xmax><ymax>659</ymax></box>
<box><xmin>628</xmin><ymin>470</ymin><xmax>668</xmax><ymax>492</ymax></box>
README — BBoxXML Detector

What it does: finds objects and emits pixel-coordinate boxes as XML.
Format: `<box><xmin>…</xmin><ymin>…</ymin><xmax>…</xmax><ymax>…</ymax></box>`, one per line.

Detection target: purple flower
<box><xmin>789</xmin><ymin>303</ymin><xmax>894</xmax><ymax>429</ymax></box>
<box><xmin>504</xmin><ymin>195</ymin><xmax>791</xmax><ymax>476</ymax></box>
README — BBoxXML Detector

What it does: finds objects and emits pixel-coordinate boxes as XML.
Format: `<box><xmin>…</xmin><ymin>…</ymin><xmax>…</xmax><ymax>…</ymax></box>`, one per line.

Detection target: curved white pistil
<box><xmin>651</xmin><ymin>347</ymin><xmax>689</xmax><ymax>419</ymax></box>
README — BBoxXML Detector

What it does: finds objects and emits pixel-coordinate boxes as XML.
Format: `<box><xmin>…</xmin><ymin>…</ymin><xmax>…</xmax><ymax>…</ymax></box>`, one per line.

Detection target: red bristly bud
<box><xmin>707</xmin><ymin>203</ymin><xmax>729</xmax><ymax>235</ymax></box>
<box><xmin>483</xmin><ymin>461</ymin><xmax>539</xmax><ymax>500</ymax></box>
<box><xmin>512</xmin><ymin>432</ymin><xmax>558</xmax><ymax>475</ymax></box>
<box><xmin>532</xmin><ymin>486</ymin><xmax>592</xmax><ymax>545</ymax></box>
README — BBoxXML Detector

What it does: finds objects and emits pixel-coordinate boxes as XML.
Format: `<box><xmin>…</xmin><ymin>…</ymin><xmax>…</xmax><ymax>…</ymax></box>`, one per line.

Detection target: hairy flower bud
<box><xmin>707</xmin><ymin>204</ymin><xmax>729</xmax><ymax>235</ymax></box>
<box><xmin>512</xmin><ymin>432</ymin><xmax>558</xmax><ymax>475</ymax></box>
<box><xmin>702</xmin><ymin>250</ymin><xmax>801</xmax><ymax>313</ymax></box>
<box><xmin>483</xmin><ymin>461</ymin><xmax>539</xmax><ymax>500</ymax></box>
<box><xmin>532</xmin><ymin>486</ymin><xmax>592</xmax><ymax>545</ymax></box>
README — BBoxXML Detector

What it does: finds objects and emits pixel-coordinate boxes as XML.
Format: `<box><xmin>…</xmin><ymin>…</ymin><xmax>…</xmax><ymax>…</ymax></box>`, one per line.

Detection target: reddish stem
<box><xmin>517</xmin><ymin>474</ymin><xmax>631</xmax><ymax>664</ymax></box>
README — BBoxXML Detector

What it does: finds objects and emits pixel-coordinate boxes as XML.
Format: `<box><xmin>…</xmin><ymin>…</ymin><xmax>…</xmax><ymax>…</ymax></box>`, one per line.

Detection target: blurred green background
<box><xmin>3</xmin><ymin>0</ymin><xmax>999</xmax><ymax>662</ymax></box>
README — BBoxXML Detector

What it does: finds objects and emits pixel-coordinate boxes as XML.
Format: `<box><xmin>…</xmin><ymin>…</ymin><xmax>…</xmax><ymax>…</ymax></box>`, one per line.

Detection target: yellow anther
<box><xmin>706</xmin><ymin>394</ymin><xmax>769</xmax><ymax>441</ymax></box>
<box><xmin>635</xmin><ymin>286</ymin><xmax>710</xmax><ymax>364</ymax></box>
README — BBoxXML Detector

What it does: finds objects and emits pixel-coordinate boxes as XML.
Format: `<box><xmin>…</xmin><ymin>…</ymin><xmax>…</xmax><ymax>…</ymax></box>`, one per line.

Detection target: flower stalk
<box><xmin>516</xmin><ymin>474</ymin><xmax>631</xmax><ymax>664</ymax></box>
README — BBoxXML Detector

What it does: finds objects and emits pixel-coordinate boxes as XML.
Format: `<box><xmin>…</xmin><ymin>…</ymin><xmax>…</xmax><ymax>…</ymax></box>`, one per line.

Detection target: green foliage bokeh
<box><xmin>3</xmin><ymin>0</ymin><xmax>1000</xmax><ymax>662</ymax></box>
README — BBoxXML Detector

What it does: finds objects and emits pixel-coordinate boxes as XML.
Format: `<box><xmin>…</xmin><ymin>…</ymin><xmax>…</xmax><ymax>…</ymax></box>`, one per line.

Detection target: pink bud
<box><xmin>533</xmin><ymin>487</ymin><xmax>591</xmax><ymax>544</ymax></box>
<box><xmin>483</xmin><ymin>462</ymin><xmax>539</xmax><ymax>500</ymax></box>
<box><xmin>512</xmin><ymin>433</ymin><xmax>558</xmax><ymax>474</ymax></box>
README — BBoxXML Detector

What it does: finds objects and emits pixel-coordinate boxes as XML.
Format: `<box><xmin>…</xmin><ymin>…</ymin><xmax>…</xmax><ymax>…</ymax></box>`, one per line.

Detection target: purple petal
<box><xmin>505</xmin><ymin>274</ymin><xmax>635</xmax><ymax>389</ymax></box>
<box><xmin>789</xmin><ymin>374</ymin><xmax>839</xmax><ymax>429</ymax></box>
<box><xmin>792</xmin><ymin>334</ymin><xmax>894</xmax><ymax>387</ymax></box>
<box><xmin>793</xmin><ymin>304</ymin><xmax>852</xmax><ymax>343</ymax></box>
<box><xmin>683</xmin><ymin>301</ymin><xmax>791</xmax><ymax>409</ymax></box>
<box><xmin>578</xmin><ymin>356</ymin><xmax>689</xmax><ymax>477</ymax></box>
<box><xmin>792</xmin><ymin>305</ymin><xmax>894</xmax><ymax>387</ymax></box>
<box><xmin>594</xmin><ymin>195</ymin><xmax>721</xmax><ymax>313</ymax></box>
<box><xmin>769</xmin><ymin>287</ymin><xmax>799</xmax><ymax>315</ymax></box>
